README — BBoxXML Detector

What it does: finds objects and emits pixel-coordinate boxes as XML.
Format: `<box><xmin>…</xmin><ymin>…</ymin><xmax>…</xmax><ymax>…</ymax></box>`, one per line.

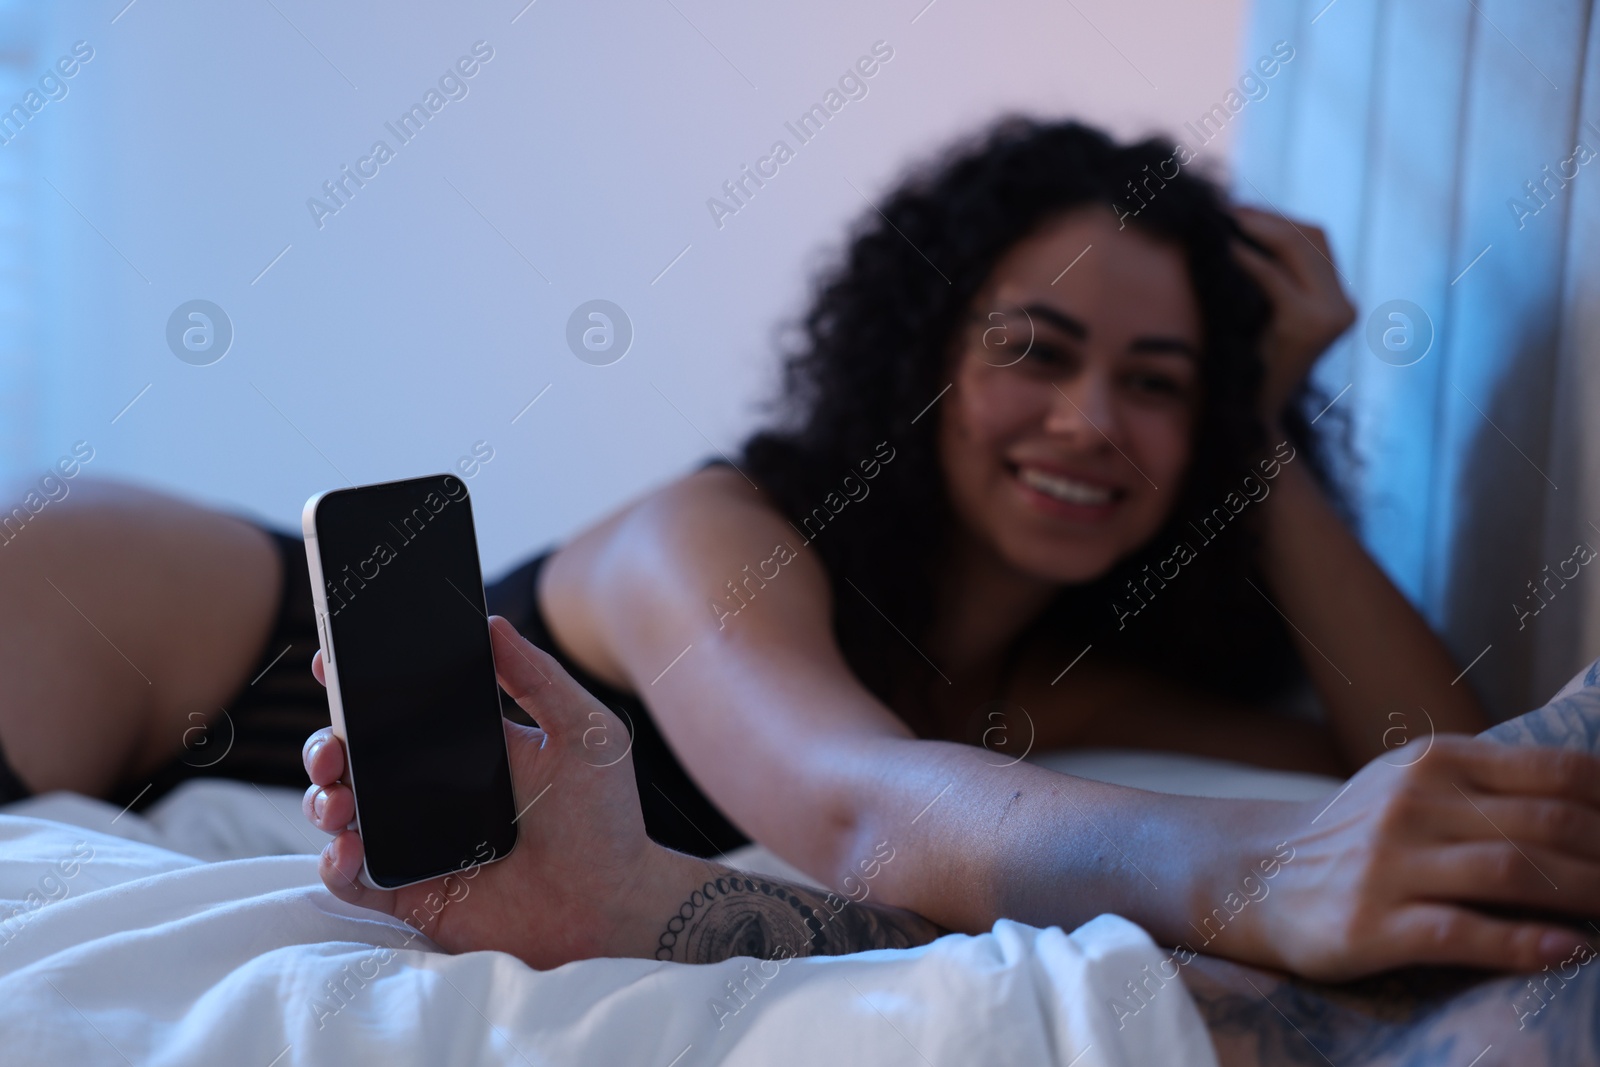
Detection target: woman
<box><xmin>1</xmin><ymin>119</ymin><xmax>1596</xmax><ymax>1060</ymax></box>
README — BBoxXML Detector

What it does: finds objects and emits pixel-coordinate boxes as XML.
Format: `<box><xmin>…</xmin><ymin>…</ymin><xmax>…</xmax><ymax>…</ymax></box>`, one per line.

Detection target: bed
<box><xmin>0</xmin><ymin>751</ymin><xmax>1340</xmax><ymax>1066</ymax></box>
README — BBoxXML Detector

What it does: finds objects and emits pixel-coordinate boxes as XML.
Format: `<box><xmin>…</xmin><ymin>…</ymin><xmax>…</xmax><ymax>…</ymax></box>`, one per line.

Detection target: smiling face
<box><xmin>937</xmin><ymin>207</ymin><xmax>1204</xmax><ymax>584</ymax></box>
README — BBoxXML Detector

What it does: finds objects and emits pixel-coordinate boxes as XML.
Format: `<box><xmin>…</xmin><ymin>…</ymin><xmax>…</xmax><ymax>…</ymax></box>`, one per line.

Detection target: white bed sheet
<box><xmin>0</xmin><ymin>749</ymin><xmax>1339</xmax><ymax>1066</ymax></box>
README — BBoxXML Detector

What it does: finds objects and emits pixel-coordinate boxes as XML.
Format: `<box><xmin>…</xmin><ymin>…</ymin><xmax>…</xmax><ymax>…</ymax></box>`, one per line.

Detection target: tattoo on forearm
<box><xmin>1173</xmin><ymin>661</ymin><xmax>1600</xmax><ymax>1066</ymax></box>
<box><xmin>1482</xmin><ymin>676</ymin><xmax>1600</xmax><ymax>754</ymax></box>
<box><xmin>655</xmin><ymin>868</ymin><xmax>945</xmax><ymax>963</ymax></box>
<box><xmin>1180</xmin><ymin>954</ymin><xmax>1600</xmax><ymax>1067</ymax></box>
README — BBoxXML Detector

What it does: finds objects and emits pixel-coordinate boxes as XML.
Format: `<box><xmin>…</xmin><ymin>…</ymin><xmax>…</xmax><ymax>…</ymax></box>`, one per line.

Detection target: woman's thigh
<box><xmin>0</xmin><ymin>479</ymin><xmax>280</xmax><ymax>796</ymax></box>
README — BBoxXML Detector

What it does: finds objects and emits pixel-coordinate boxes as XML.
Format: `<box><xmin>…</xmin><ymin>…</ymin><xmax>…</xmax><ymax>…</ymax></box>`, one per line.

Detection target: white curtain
<box><xmin>0</xmin><ymin>0</ymin><xmax>41</xmax><ymax>484</ymax></box>
<box><xmin>1234</xmin><ymin>0</ymin><xmax>1600</xmax><ymax>718</ymax></box>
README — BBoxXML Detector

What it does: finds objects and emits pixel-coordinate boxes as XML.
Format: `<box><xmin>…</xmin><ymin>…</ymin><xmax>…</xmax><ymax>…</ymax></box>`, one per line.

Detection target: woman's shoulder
<box><xmin>574</xmin><ymin>462</ymin><xmax>806</xmax><ymax>563</ymax></box>
<box><xmin>537</xmin><ymin>463</ymin><xmax>833</xmax><ymax>689</ymax></box>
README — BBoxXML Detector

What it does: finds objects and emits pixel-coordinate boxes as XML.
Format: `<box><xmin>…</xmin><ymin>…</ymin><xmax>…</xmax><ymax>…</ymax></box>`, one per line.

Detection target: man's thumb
<box><xmin>488</xmin><ymin>615</ymin><xmax>579</xmax><ymax>738</ymax></box>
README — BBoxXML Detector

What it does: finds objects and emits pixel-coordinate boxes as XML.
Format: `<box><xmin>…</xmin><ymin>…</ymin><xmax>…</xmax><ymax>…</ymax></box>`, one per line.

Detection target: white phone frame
<box><xmin>302</xmin><ymin>474</ymin><xmax>515</xmax><ymax>891</ymax></box>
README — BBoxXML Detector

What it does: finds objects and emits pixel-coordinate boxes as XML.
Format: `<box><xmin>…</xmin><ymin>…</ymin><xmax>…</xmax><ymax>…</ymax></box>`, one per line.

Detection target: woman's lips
<box><xmin>1009</xmin><ymin>463</ymin><xmax>1124</xmax><ymax>521</ymax></box>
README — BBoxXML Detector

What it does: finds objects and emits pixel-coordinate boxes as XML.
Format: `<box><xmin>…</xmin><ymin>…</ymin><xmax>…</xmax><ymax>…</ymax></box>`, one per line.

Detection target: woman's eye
<box><xmin>1021</xmin><ymin>342</ymin><xmax>1072</xmax><ymax>369</ymax></box>
<box><xmin>1125</xmin><ymin>371</ymin><xmax>1188</xmax><ymax>397</ymax></box>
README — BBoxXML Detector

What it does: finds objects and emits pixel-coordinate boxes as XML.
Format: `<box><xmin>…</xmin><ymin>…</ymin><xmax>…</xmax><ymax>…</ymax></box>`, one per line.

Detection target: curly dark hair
<box><xmin>739</xmin><ymin>116</ymin><xmax>1341</xmax><ymax>738</ymax></box>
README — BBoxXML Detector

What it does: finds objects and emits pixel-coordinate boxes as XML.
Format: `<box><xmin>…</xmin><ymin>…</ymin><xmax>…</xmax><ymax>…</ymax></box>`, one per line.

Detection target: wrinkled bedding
<box><xmin>0</xmin><ymin>752</ymin><xmax>1339</xmax><ymax>1065</ymax></box>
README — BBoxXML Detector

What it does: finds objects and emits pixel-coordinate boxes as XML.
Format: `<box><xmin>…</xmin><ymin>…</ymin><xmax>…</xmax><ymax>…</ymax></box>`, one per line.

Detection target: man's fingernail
<box><xmin>308</xmin><ymin>739</ymin><xmax>324</xmax><ymax>765</ymax></box>
<box><xmin>313</xmin><ymin>790</ymin><xmax>327</xmax><ymax>819</ymax></box>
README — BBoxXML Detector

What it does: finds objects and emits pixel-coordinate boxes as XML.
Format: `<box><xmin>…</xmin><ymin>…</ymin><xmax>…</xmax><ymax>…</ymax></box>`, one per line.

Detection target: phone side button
<box><xmin>317</xmin><ymin>611</ymin><xmax>333</xmax><ymax>668</ymax></box>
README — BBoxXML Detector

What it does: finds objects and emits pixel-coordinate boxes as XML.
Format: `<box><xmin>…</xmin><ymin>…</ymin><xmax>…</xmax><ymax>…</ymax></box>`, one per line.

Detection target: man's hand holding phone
<box><xmin>301</xmin><ymin>616</ymin><xmax>704</xmax><ymax>970</ymax></box>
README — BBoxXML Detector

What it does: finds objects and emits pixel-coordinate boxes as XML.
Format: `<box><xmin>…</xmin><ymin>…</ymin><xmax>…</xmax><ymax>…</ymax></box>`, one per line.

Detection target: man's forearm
<box><xmin>1179</xmin><ymin>948</ymin><xmax>1598</xmax><ymax>1067</ymax></box>
<box><xmin>613</xmin><ymin>848</ymin><xmax>947</xmax><ymax>963</ymax></box>
<box><xmin>1482</xmin><ymin>672</ymin><xmax>1600</xmax><ymax>751</ymax></box>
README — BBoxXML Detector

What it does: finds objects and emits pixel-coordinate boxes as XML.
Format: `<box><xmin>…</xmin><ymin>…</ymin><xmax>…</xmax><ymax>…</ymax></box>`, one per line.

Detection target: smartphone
<box><xmin>302</xmin><ymin>473</ymin><xmax>518</xmax><ymax>889</ymax></box>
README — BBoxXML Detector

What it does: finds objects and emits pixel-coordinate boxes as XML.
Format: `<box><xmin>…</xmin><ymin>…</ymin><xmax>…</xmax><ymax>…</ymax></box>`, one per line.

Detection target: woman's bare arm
<box><xmin>1256</xmin><ymin>455</ymin><xmax>1489</xmax><ymax>765</ymax></box>
<box><xmin>1229</xmin><ymin>208</ymin><xmax>1487</xmax><ymax>766</ymax></box>
<box><xmin>541</xmin><ymin>467</ymin><xmax>1600</xmax><ymax>980</ymax></box>
<box><xmin>544</xmin><ymin>470</ymin><xmax>1258</xmax><ymax>934</ymax></box>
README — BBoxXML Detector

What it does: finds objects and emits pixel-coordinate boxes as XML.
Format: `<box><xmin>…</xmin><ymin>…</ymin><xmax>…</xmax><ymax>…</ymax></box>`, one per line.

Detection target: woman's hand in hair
<box><xmin>1229</xmin><ymin>206</ymin><xmax>1356</xmax><ymax>427</ymax></box>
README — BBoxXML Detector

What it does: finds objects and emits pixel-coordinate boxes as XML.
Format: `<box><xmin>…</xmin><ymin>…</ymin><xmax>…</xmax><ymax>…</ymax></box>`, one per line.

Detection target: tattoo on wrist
<box><xmin>656</xmin><ymin>868</ymin><xmax>944</xmax><ymax>963</ymax></box>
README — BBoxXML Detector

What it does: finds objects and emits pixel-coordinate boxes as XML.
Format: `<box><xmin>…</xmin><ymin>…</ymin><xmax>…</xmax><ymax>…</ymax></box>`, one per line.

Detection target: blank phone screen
<box><xmin>312</xmin><ymin>475</ymin><xmax>517</xmax><ymax>888</ymax></box>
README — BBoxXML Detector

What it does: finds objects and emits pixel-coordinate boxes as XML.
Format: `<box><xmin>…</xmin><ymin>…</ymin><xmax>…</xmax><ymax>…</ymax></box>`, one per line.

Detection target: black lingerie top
<box><xmin>485</xmin><ymin>553</ymin><xmax>751</xmax><ymax>859</ymax></box>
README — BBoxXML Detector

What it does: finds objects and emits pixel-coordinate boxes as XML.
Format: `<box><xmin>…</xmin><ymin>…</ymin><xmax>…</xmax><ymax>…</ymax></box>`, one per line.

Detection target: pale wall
<box><xmin>22</xmin><ymin>0</ymin><xmax>1249</xmax><ymax>574</ymax></box>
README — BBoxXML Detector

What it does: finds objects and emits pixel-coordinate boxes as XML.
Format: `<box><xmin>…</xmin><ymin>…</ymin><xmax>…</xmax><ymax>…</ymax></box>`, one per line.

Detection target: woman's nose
<box><xmin>1043</xmin><ymin>370</ymin><xmax>1118</xmax><ymax>443</ymax></box>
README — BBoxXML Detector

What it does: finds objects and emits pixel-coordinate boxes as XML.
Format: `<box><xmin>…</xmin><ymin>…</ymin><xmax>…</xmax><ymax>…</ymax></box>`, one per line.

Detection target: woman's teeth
<box><xmin>1017</xmin><ymin>467</ymin><xmax>1114</xmax><ymax>505</ymax></box>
